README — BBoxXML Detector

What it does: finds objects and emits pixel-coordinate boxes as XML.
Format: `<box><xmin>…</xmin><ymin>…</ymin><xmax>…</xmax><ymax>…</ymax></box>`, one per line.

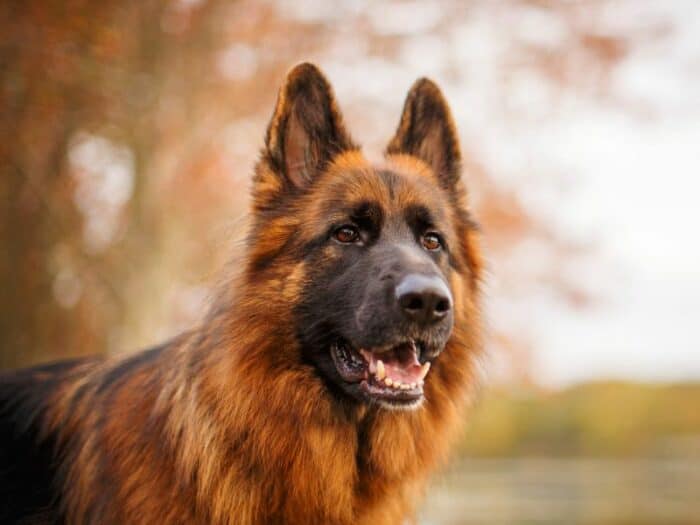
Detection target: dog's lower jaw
<box><xmin>374</xmin><ymin>397</ymin><xmax>425</xmax><ymax>412</ymax></box>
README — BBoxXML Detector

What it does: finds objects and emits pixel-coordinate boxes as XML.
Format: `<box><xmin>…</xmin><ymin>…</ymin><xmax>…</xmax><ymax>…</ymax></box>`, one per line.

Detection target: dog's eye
<box><xmin>334</xmin><ymin>225</ymin><xmax>360</xmax><ymax>244</ymax></box>
<box><xmin>421</xmin><ymin>232</ymin><xmax>442</xmax><ymax>251</ymax></box>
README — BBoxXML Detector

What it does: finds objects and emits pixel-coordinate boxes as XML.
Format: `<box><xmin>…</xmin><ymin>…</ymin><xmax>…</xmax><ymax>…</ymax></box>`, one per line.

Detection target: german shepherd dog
<box><xmin>0</xmin><ymin>63</ymin><xmax>482</xmax><ymax>524</ymax></box>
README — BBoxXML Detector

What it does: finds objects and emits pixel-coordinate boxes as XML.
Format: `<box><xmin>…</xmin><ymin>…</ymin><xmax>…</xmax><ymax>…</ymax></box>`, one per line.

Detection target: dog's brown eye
<box><xmin>421</xmin><ymin>232</ymin><xmax>442</xmax><ymax>251</ymax></box>
<box><xmin>334</xmin><ymin>225</ymin><xmax>360</xmax><ymax>244</ymax></box>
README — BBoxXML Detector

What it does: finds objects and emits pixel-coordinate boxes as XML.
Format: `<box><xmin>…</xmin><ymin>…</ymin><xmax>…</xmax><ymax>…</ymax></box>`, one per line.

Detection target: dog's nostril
<box><xmin>404</xmin><ymin>295</ymin><xmax>424</xmax><ymax>311</ymax></box>
<box><xmin>435</xmin><ymin>299</ymin><xmax>450</xmax><ymax>314</ymax></box>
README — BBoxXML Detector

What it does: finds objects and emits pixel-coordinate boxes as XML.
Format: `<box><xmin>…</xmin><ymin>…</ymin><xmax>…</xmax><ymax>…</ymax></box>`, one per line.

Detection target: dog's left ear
<box><xmin>261</xmin><ymin>63</ymin><xmax>356</xmax><ymax>198</ymax></box>
<box><xmin>386</xmin><ymin>78</ymin><xmax>461</xmax><ymax>191</ymax></box>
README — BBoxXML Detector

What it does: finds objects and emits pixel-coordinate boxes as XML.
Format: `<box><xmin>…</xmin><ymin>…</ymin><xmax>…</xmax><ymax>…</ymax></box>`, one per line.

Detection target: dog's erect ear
<box><xmin>263</xmin><ymin>63</ymin><xmax>356</xmax><ymax>192</ymax></box>
<box><xmin>386</xmin><ymin>78</ymin><xmax>461</xmax><ymax>190</ymax></box>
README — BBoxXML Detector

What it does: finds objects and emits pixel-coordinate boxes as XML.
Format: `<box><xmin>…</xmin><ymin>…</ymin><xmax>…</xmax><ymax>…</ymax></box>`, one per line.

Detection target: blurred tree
<box><xmin>0</xmin><ymin>0</ymin><xmax>234</xmax><ymax>367</ymax></box>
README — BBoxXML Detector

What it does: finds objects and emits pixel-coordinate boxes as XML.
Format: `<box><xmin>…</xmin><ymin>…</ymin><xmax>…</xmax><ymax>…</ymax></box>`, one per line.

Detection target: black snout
<box><xmin>395</xmin><ymin>274</ymin><xmax>452</xmax><ymax>325</ymax></box>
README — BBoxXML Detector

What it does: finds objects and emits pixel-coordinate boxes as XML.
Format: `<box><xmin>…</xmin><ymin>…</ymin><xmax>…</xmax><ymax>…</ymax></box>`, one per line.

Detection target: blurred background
<box><xmin>1</xmin><ymin>1</ymin><xmax>699</xmax><ymax>523</ymax></box>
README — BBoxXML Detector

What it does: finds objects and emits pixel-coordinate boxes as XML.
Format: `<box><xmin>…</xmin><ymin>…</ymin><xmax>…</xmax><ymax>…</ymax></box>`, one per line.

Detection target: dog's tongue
<box><xmin>361</xmin><ymin>342</ymin><xmax>425</xmax><ymax>385</ymax></box>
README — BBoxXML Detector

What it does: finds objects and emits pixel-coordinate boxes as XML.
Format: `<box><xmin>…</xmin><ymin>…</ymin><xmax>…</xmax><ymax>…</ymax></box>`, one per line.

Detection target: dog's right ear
<box><xmin>386</xmin><ymin>78</ymin><xmax>462</xmax><ymax>193</ymax></box>
<box><xmin>254</xmin><ymin>63</ymin><xmax>357</xmax><ymax>209</ymax></box>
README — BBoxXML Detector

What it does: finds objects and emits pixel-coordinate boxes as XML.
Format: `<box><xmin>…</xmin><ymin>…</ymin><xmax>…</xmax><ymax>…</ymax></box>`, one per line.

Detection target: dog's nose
<box><xmin>395</xmin><ymin>274</ymin><xmax>452</xmax><ymax>325</ymax></box>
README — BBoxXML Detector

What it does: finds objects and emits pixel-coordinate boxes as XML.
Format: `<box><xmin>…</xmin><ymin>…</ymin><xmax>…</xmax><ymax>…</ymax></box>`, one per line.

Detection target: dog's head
<box><xmin>247</xmin><ymin>63</ymin><xmax>481</xmax><ymax>410</ymax></box>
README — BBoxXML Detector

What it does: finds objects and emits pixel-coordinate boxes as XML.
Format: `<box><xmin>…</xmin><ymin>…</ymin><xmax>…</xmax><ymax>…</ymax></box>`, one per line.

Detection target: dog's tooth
<box><xmin>410</xmin><ymin>382</ymin><xmax>416</xmax><ymax>389</ymax></box>
<box><xmin>369</xmin><ymin>360</ymin><xmax>376</xmax><ymax>374</ymax></box>
<box><xmin>376</xmin><ymin>360</ymin><xmax>385</xmax><ymax>381</ymax></box>
<box><xmin>401</xmin><ymin>384</ymin><xmax>410</xmax><ymax>390</ymax></box>
<box><xmin>385</xmin><ymin>377</ymin><xmax>393</xmax><ymax>387</ymax></box>
<box><xmin>418</xmin><ymin>362</ymin><xmax>431</xmax><ymax>381</ymax></box>
<box><xmin>394</xmin><ymin>381</ymin><xmax>403</xmax><ymax>389</ymax></box>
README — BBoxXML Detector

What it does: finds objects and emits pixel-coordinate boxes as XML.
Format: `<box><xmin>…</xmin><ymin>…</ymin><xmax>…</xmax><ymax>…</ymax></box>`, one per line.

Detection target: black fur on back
<box><xmin>0</xmin><ymin>360</ymin><xmax>87</xmax><ymax>524</ymax></box>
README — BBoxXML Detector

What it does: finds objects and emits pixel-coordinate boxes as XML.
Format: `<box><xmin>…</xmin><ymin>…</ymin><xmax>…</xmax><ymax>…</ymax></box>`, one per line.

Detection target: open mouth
<box><xmin>329</xmin><ymin>338</ymin><xmax>432</xmax><ymax>407</ymax></box>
